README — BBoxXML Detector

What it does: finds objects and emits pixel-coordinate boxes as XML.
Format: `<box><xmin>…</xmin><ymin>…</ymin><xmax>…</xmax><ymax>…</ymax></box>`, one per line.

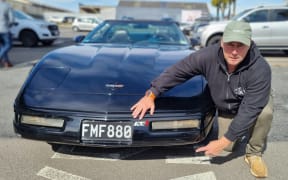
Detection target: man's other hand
<box><xmin>195</xmin><ymin>136</ymin><xmax>232</xmax><ymax>157</ymax></box>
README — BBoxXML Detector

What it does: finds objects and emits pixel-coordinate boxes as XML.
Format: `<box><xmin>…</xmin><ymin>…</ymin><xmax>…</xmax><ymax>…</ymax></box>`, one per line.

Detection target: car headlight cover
<box><xmin>152</xmin><ymin>119</ymin><xmax>200</xmax><ymax>130</ymax></box>
<box><xmin>21</xmin><ymin>115</ymin><xmax>64</xmax><ymax>128</ymax></box>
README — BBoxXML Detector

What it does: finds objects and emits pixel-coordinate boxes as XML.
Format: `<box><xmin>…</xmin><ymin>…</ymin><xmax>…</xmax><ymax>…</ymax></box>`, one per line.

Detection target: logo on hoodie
<box><xmin>234</xmin><ymin>87</ymin><xmax>246</xmax><ymax>96</ymax></box>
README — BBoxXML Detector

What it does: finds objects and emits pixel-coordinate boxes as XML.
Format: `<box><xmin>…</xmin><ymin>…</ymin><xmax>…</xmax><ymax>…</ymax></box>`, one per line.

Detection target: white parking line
<box><xmin>166</xmin><ymin>156</ymin><xmax>211</xmax><ymax>164</ymax></box>
<box><xmin>37</xmin><ymin>166</ymin><xmax>91</xmax><ymax>180</ymax></box>
<box><xmin>170</xmin><ymin>171</ymin><xmax>216</xmax><ymax>180</ymax></box>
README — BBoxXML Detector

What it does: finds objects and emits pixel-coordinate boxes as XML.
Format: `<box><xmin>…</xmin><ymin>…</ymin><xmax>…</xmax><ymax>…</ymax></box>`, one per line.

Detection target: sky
<box><xmin>31</xmin><ymin>0</ymin><xmax>286</xmax><ymax>16</ymax></box>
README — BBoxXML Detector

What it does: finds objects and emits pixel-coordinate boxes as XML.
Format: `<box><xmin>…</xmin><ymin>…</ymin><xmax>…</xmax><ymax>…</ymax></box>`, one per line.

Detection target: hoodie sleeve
<box><xmin>149</xmin><ymin>47</ymin><xmax>211</xmax><ymax>96</ymax></box>
<box><xmin>224</xmin><ymin>59</ymin><xmax>272</xmax><ymax>141</ymax></box>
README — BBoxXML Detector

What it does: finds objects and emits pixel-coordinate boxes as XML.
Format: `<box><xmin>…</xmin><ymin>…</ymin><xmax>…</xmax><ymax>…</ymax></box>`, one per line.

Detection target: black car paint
<box><xmin>13</xmin><ymin>20</ymin><xmax>215</xmax><ymax>147</ymax></box>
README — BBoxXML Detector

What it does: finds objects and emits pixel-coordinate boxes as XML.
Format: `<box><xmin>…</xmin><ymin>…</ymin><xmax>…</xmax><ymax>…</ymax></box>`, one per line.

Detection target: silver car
<box><xmin>198</xmin><ymin>5</ymin><xmax>288</xmax><ymax>53</ymax></box>
<box><xmin>72</xmin><ymin>16</ymin><xmax>101</xmax><ymax>32</ymax></box>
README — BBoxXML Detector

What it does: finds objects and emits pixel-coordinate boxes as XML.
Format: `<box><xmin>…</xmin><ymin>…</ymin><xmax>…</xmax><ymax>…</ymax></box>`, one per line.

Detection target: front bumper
<box><xmin>13</xmin><ymin>111</ymin><xmax>214</xmax><ymax>147</ymax></box>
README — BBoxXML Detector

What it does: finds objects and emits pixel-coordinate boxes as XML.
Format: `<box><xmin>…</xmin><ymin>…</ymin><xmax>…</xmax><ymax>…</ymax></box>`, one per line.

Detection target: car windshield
<box><xmin>13</xmin><ymin>10</ymin><xmax>34</xmax><ymax>20</ymax></box>
<box><xmin>82</xmin><ymin>20</ymin><xmax>190</xmax><ymax>46</ymax></box>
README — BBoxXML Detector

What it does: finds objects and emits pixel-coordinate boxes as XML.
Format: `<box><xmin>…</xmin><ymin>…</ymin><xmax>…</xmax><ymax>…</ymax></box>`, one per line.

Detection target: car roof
<box><xmin>253</xmin><ymin>5</ymin><xmax>288</xmax><ymax>10</ymax></box>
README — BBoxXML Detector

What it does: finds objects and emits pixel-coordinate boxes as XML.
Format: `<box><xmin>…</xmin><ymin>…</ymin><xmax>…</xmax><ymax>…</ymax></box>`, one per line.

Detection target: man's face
<box><xmin>221</xmin><ymin>40</ymin><xmax>250</xmax><ymax>72</ymax></box>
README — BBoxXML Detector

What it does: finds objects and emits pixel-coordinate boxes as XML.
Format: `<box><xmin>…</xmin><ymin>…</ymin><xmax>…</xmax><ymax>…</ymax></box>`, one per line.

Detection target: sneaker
<box><xmin>244</xmin><ymin>155</ymin><xmax>268</xmax><ymax>178</ymax></box>
<box><xmin>2</xmin><ymin>62</ymin><xmax>13</xmax><ymax>68</ymax></box>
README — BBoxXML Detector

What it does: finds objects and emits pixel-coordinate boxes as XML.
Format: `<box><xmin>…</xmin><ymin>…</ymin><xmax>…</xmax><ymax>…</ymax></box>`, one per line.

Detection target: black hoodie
<box><xmin>150</xmin><ymin>42</ymin><xmax>271</xmax><ymax>141</ymax></box>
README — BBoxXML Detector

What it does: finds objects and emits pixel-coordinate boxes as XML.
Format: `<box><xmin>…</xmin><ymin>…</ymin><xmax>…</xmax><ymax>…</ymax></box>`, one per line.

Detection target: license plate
<box><xmin>81</xmin><ymin>121</ymin><xmax>133</xmax><ymax>142</ymax></box>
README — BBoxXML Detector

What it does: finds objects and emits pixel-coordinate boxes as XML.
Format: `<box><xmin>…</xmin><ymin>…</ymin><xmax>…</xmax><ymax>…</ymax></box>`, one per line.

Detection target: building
<box><xmin>7</xmin><ymin>0</ymin><xmax>71</xmax><ymax>19</ymax></box>
<box><xmin>7</xmin><ymin>0</ymin><xmax>210</xmax><ymax>24</ymax></box>
<box><xmin>116</xmin><ymin>0</ymin><xmax>210</xmax><ymax>23</ymax></box>
<box><xmin>56</xmin><ymin>0</ymin><xmax>210</xmax><ymax>23</ymax></box>
<box><xmin>78</xmin><ymin>2</ymin><xmax>118</xmax><ymax>20</ymax></box>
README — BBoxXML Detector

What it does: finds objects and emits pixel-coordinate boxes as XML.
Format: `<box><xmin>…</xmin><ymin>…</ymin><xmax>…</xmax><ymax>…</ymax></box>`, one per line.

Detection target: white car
<box><xmin>10</xmin><ymin>10</ymin><xmax>60</xmax><ymax>47</ymax></box>
<box><xmin>199</xmin><ymin>5</ymin><xmax>288</xmax><ymax>53</ymax></box>
<box><xmin>72</xmin><ymin>17</ymin><xmax>101</xmax><ymax>32</ymax></box>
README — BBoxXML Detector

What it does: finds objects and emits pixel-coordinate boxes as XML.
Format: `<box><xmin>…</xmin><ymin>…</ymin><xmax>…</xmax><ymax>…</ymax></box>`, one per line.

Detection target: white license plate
<box><xmin>81</xmin><ymin>121</ymin><xmax>133</xmax><ymax>142</ymax></box>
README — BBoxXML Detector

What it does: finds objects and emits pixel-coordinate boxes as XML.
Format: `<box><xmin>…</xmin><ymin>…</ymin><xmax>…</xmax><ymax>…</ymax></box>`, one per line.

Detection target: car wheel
<box><xmin>283</xmin><ymin>50</ymin><xmax>288</xmax><ymax>55</ymax></box>
<box><xmin>49</xmin><ymin>143</ymin><xmax>61</xmax><ymax>151</ymax></box>
<box><xmin>72</xmin><ymin>26</ymin><xmax>80</xmax><ymax>32</ymax></box>
<box><xmin>20</xmin><ymin>30</ymin><xmax>38</xmax><ymax>47</ymax></box>
<box><xmin>207</xmin><ymin>35</ymin><xmax>222</xmax><ymax>47</ymax></box>
<box><xmin>42</xmin><ymin>40</ymin><xmax>54</xmax><ymax>46</ymax></box>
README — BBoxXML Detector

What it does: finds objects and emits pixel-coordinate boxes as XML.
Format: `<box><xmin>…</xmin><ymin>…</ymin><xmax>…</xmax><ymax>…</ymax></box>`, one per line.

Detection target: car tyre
<box><xmin>42</xmin><ymin>40</ymin><xmax>54</xmax><ymax>46</ymax></box>
<box><xmin>20</xmin><ymin>30</ymin><xmax>38</xmax><ymax>47</ymax></box>
<box><xmin>49</xmin><ymin>143</ymin><xmax>61</xmax><ymax>151</ymax></box>
<box><xmin>207</xmin><ymin>35</ymin><xmax>222</xmax><ymax>47</ymax></box>
<box><xmin>72</xmin><ymin>26</ymin><xmax>80</xmax><ymax>32</ymax></box>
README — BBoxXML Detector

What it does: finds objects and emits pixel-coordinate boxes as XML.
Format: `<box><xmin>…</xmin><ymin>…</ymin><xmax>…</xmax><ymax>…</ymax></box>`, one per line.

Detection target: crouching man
<box><xmin>131</xmin><ymin>21</ymin><xmax>273</xmax><ymax>178</ymax></box>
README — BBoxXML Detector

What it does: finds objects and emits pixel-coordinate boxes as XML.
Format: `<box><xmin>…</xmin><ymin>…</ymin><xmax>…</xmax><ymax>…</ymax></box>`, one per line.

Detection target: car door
<box><xmin>268</xmin><ymin>8</ymin><xmax>288</xmax><ymax>46</ymax></box>
<box><xmin>241</xmin><ymin>9</ymin><xmax>272</xmax><ymax>46</ymax></box>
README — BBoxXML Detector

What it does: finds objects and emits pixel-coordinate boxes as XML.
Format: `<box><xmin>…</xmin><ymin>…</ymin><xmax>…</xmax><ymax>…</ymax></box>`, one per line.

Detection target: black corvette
<box><xmin>13</xmin><ymin>20</ymin><xmax>215</xmax><ymax>147</ymax></box>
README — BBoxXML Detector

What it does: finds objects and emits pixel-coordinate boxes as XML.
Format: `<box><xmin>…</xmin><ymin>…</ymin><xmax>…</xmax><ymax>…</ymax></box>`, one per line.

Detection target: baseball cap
<box><xmin>223</xmin><ymin>21</ymin><xmax>252</xmax><ymax>46</ymax></box>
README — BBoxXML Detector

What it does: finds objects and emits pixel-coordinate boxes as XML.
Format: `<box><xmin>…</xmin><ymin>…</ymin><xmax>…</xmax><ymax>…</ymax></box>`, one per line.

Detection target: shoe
<box><xmin>2</xmin><ymin>62</ymin><xmax>13</xmax><ymax>68</ymax></box>
<box><xmin>244</xmin><ymin>155</ymin><xmax>268</xmax><ymax>178</ymax></box>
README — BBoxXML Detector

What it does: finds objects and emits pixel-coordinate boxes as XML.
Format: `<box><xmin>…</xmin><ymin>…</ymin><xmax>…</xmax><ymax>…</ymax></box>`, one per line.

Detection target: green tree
<box><xmin>231</xmin><ymin>0</ymin><xmax>237</xmax><ymax>17</ymax></box>
<box><xmin>220</xmin><ymin>0</ymin><xmax>229</xmax><ymax>19</ymax></box>
<box><xmin>211</xmin><ymin>0</ymin><xmax>237</xmax><ymax>20</ymax></box>
<box><xmin>211</xmin><ymin>0</ymin><xmax>221</xmax><ymax>20</ymax></box>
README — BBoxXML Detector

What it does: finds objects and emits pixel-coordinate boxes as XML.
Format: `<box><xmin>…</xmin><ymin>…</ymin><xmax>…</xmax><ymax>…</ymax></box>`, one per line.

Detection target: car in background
<box><xmin>182</xmin><ymin>16</ymin><xmax>212</xmax><ymax>36</ymax></box>
<box><xmin>72</xmin><ymin>16</ymin><xmax>101</xmax><ymax>32</ymax></box>
<box><xmin>198</xmin><ymin>5</ymin><xmax>288</xmax><ymax>53</ymax></box>
<box><xmin>179</xmin><ymin>22</ymin><xmax>193</xmax><ymax>35</ymax></box>
<box><xmin>47</xmin><ymin>16</ymin><xmax>64</xmax><ymax>23</ymax></box>
<box><xmin>14</xmin><ymin>19</ymin><xmax>215</xmax><ymax>148</ymax></box>
<box><xmin>10</xmin><ymin>10</ymin><xmax>59</xmax><ymax>47</ymax></box>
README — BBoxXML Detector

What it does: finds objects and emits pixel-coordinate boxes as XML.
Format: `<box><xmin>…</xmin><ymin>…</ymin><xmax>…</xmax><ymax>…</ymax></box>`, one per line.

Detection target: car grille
<box><xmin>48</xmin><ymin>25</ymin><xmax>59</xmax><ymax>36</ymax></box>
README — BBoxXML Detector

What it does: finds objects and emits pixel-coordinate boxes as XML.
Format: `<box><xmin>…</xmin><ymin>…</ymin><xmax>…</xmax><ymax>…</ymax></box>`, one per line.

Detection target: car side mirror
<box><xmin>73</xmin><ymin>35</ymin><xmax>85</xmax><ymax>43</ymax></box>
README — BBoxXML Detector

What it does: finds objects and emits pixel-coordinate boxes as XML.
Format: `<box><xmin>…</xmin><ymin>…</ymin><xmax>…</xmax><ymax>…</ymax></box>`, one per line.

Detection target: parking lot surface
<box><xmin>0</xmin><ymin>27</ymin><xmax>287</xmax><ymax>179</ymax></box>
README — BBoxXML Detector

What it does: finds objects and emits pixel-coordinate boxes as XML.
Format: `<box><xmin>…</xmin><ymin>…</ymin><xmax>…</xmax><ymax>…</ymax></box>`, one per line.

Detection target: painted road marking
<box><xmin>166</xmin><ymin>156</ymin><xmax>211</xmax><ymax>164</ymax></box>
<box><xmin>170</xmin><ymin>171</ymin><xmax>216</xmax><ymax>180</ymax></box>
<box><xmin>37</xmin><ymin>166</ymin><xmax>90</xmax><ymax>180</ymax></box>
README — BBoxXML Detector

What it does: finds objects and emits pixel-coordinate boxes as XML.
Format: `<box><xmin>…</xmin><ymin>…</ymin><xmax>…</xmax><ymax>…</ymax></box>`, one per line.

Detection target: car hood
<box><xmin>16</xmin><ymin>18</ymin><xmax>56</xmax><ymax>26</ymax></box>
<box><xmin>206</xmin><ymin>20</ymin><xmax>230</xmax><ymax>29</ymax></box>
<box><xmin>19</xmin><ymin>44</ymin><xmax>206</xmax><ymax>112</ymax></box>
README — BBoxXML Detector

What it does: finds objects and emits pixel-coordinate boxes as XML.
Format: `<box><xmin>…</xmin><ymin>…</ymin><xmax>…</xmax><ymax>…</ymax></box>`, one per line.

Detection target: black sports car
<box><xmin>13</xmin><ymin>20</ymin><xmax>215</xmax><ymax>147</ymax></box>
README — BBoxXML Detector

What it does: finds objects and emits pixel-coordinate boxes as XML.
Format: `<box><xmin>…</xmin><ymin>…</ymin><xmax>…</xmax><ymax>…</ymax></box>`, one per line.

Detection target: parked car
<box><xmin>46</xmin><ymin>15</ymin><xmax>64</xmax><ymax>23</ymax></box>
<box><xmin>198</xmin><ymin>5</ymin><xmax>288</xmax><ymax>53</ymax></box>
<box><xmin>182</xmin><ymin>16</ymin><xmax>212</xmax><ymax>36</ymax></box>
<box><xmin>72</xmin><ymin>16</ymin><xmax>101</xmax><ymax>32</ymax></box>
<box><xmin>14</xmin><ymin>19</ymin><xmax>215</xmax><ymax>148</ymax></box>
<box><xmin>10</xmin><ymin>10</ymin><xmax>59</xmax><ymax>47</ymax></box>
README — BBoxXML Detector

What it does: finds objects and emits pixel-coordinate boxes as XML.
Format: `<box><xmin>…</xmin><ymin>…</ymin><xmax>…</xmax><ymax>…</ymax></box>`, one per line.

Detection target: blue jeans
<box><xmin>0</xmin><ymin>32</ymin><xmax>12</xmax><ymax>63</ymax></box>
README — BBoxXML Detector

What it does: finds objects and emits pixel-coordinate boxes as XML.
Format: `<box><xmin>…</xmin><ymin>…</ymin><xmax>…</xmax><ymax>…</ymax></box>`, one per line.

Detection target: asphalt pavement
<box><xmin>0</xmin><ymin>28</ymin><xmax>288</xmax><ymax>179</ymax></box>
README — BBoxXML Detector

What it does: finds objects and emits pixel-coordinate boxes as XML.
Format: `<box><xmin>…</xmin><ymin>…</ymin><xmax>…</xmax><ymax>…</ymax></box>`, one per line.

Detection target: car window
<box><xmin>232</xmin><ymin>8</ymin><xmax>252</xmax><ymax>20</ymax></box>
<box><xmin>244</xmin><ymin>10</ymin><xmax>269</xmax><ymax>22</ymax></box>
<box><xmin>13</xmin><ymin>10</ymin><xmax>34</xmax><ymax>20</ymax></box>
<box><xmin>270</xmin><ymin>9</ymin><xmax>288</xmax><ymax>21</ymax></box>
